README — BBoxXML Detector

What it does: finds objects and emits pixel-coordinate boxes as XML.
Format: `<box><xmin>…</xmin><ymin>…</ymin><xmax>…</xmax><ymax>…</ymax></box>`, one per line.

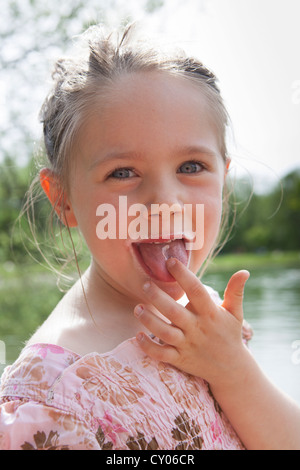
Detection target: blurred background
<box><xmin>1</xmin><ymin>0</ymin><xmax>300</xmax><ymax>403</ymax></box>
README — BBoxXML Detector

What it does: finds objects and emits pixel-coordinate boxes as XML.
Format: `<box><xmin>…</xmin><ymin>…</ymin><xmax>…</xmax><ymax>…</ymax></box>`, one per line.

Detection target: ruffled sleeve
<box><xmin>0</xmin><ymin>398</ymin><xmax>100</xmax><ymax>450</ymax></box>
<box><xmin>0</xmin><ymin>344</ymin><xmax>101</xmax><ymax>450</ymax></box>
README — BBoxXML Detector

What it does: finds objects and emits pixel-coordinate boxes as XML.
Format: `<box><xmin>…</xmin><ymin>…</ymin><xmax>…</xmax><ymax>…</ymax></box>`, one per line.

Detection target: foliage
<box><xmin>0</xmin><ymin>155</ymin><xmax>90</xmax><ymax>283</ymax></box>
<box><xmin>0</xmin><ymin>156</ymin><xmax>32</xmax><ymax>263</ymax></box>
<box><xmin>221</xmin><ymin>169</ymin><xmax>300</xmax><ymax>254</ymax></box>
<box><xmin>0</xmin><ymin>0</ymin><xmax>164</xmax><ymax>164</ymax></box>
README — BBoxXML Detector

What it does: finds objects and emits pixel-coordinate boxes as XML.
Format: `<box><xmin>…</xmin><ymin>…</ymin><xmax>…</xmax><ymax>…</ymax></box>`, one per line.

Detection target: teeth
<box><xmin>136</xmin><ymin>237</ymin><xmax>186</xmax><ymax>245</ymax></box>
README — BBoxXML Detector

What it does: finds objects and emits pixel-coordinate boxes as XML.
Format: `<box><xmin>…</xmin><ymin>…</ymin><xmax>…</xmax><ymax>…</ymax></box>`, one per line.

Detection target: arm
<box><xmin>134</xmin><ymin>258</ymin><xmax>300</xmax><ymax>450</ymax></box>
<box><xmin>210</xmin><ymin>345</ymin><xmax>300</xmax><ymax>450</ymax></box>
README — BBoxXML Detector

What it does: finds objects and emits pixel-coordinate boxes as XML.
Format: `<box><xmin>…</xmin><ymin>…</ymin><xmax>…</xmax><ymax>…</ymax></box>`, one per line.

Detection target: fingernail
<box><xmin>134</xmin><ymin>305</ymin><xmax>144</xmax><ymax>317</ymax></box>
<box><xmin>143</xmin><ymin>281</ymin><xmax>151</xmax><ymax>291</ymax></box>
<box><xmin>136</xmin><ymin>332</ymin><xmax>144</xmax><ymax>342</ymax></box>
<box><xmin>167</xmin><ymin>258</ymin><xmax>176</xmax><ymax>268</ymax></box>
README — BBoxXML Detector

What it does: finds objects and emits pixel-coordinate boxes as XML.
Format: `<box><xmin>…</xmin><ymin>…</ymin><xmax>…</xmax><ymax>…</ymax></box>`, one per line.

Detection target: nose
<box><xmin>141</xmin><ymin>175</ymin><xmax>184</xmax><ymax>221</ymax></box>
<box><xmin>148</xmin><ymin>201</ymin><xmax>182</xmax><ymax>218</ymax></box>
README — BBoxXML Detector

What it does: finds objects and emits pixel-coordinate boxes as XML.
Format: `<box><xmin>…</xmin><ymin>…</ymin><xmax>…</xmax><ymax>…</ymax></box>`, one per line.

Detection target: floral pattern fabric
<box><xmin>0</xmin><ymin>333</ymin><xmax>250</xmax><ymax>450</ymax></box>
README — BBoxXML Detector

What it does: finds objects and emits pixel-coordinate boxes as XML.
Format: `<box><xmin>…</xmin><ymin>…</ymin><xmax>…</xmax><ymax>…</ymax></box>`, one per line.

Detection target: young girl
<box><xmin>0</xmin><ymin>24</ymin><xmax>300</xmax><ymax>451</ymax></box>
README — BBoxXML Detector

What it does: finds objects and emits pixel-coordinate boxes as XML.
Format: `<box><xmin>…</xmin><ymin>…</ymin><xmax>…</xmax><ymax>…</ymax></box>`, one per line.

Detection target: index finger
<box><xmin>166</xmin><ymin>257</ymin><xmax>216</xmax><ymax>313</ymax></box>
<box><xmin>140</xmin><ymin>281</ymin><xmax>191</xmax><ymax>331</ymax></box>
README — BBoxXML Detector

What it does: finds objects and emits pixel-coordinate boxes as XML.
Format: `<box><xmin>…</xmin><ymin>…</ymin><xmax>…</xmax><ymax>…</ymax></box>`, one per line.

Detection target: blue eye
<box><xmin>178</xmin><ymin>161</ymin><xmax>204</xmax><ymax>174</ymax></box>
<box><xmin>109</xmin><ymin>168</ymin><xmax>135</xmax><ymax>179</ymax></box>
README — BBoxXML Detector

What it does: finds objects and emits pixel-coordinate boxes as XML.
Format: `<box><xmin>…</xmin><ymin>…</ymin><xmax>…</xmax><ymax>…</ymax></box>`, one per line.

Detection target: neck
<box><xmin>77</xmin><ymin>260</ymin><xmax>145</xmax><ymax>334</ymax></box>
<box><xmin>86</xmin><ymin>260</ymin><xmax>140</xmax><ymax>307</ymax></box>
<box><xmin>71</xmin><ymin>259</ymin><xmax>178</xmax><ymax>352</ymax></box>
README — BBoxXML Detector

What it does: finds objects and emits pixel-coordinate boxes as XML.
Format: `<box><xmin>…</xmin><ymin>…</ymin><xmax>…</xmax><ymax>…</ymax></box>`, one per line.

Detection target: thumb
<box><xmin>222</xmin><ymin>270</ymin><xmax>250</xmax><ymax>322</ymax></box>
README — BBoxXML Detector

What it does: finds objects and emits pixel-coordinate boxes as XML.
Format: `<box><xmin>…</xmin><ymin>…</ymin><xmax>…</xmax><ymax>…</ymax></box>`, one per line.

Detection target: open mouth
<box><xmin>132</xmin><ymin>236</ymin><xmax>191</xmax><ymax>283</ymax></box>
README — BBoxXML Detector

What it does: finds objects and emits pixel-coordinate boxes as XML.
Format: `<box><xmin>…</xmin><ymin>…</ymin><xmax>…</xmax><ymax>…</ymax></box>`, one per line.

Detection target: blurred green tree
<box><xmin>0</xmin><ymin>0</ymin><xmax>164</xmax><ymax>165</ymax></box>
<box><xmin>222</xmin><ymin>169</ymin><xmax>300</xmax><ymax>253</ymax></box>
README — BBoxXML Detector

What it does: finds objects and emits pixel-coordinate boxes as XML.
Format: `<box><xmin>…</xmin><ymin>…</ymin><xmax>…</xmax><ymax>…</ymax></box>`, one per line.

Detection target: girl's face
<box><xmin>68</xmin><ymin>72</ymin><xmax>227</xmax><ymax>302</ymax></box>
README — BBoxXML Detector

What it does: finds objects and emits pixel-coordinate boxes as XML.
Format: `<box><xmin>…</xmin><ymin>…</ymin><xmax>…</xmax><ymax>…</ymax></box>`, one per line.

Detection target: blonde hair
<box><xmin>41</xmin><ymin>24</ymin><xmax>229</xmax><ymax>182</ymax></box>
<box><xmin>24</xmin><ymin>23</ymin><xmax>232</xmax><ymax>281</ymax></box>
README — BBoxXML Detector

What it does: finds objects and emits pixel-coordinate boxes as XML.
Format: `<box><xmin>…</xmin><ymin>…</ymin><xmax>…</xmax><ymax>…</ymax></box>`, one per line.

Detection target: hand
<box><xmin>134</xmin><ymin>257</ymin><xmax>250</xmax><ymax>388</ymax></box>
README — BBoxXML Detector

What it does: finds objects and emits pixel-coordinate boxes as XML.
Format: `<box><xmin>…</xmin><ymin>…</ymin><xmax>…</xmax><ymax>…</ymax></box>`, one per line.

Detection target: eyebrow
<box><xmin>88</xmin><ymin>145</ymin><xmax>218</xmax><ymax>171</ymax></box>
<box><xmin>88</xmin><ymin>150</ymin><xmax>143</xmax><ymax>171</ymax></box>
<box><xmin>175</xmin><ymin>145</ymin><xmax>218</xmax><ymax>158</ymax></box>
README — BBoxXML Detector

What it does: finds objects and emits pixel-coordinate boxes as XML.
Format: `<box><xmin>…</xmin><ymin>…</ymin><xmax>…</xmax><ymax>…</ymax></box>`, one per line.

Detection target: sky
<box><xmin>1</xmin><ymin>0</ymin><xmax>300</xmax><ymax>192</ymax></box>
<box><xmin>120</xmin><ymin>0</ymin><xmax>300</xmax><ymax>191</ymax></box>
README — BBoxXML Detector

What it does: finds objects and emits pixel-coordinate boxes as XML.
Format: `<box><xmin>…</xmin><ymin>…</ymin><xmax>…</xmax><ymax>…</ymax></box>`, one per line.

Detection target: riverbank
<box><xmin>205</xmin><ymin>251</ymin><xmax>300</xmax><ymax>274</ymax></box>
<box><xmin>2</xmin><ymin>250</ymin><xmax>300</xmax><ymax>279</ymax></box>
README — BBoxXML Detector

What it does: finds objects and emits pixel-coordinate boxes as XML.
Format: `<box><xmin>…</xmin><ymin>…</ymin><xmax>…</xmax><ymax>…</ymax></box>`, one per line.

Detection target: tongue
<box><xmin>137</xmin><ymin>239</ymin><xmax>188</xmax><ymax>282</ymax></box>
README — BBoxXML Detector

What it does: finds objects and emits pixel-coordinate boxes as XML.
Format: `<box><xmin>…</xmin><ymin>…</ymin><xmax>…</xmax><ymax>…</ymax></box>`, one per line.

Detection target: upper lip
<box><xmin>131</xmin><ymin>235</ymin><xmax>191</xmax><ymax>244</ymax></box>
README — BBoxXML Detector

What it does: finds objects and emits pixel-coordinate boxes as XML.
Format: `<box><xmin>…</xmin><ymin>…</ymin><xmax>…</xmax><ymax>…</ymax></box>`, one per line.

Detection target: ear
<box><xmin>40</xmin><ymin>168</ymin><xmax>78</xmax><ymax>227</ymax></box>
<box><xmin>225</xmin><ymin>158</ymin><xmax>231</xmax><ymax>173</ymax></box>
<box><xmin>224</xmin><ymin>158</ymin><xmax>231</xmax><ymax>180</ymax></box>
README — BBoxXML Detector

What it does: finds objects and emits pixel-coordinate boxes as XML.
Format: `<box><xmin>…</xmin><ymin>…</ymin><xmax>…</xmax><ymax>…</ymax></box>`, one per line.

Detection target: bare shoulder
<box><xmin>25</xmin><ymin>283</ymin><xmax>88</xmax><ymax>352</ymax></box>
<box><xmin>24</xmin><ymin>292</ymin><xmax>121</xmax><ymax>357</ymax></box>
<box><xmin>25</xmin><ymin>273</ymin><xmax>138</xmax><ymax>356</ymax></box>
<box><xmin>25</xmin><ymin>297</ymin><xmax>74</xmax><ymax>347</ymax></box>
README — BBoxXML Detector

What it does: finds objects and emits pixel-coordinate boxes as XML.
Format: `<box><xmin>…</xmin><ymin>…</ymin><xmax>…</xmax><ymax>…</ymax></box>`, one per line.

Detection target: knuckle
<box><xmin>162</xmin><ymin>327</ymin><xmax>180</xmax><ymax>345</ymax></box>
<box><xmin>161</xmin><ymin>329</ymin><xmax>173</xmax><ymax>344</ymax></box>
<box><xmin>154</xmin><ymin>345</ymin><xmax>176</xmax><ymax>364</ymax></box>
<box><xmin>167</xmin><ymin>304</ymin><xmax>180</xmax><ymax>321</ymax></box>
<box><xmin>149</xmin><ymin>345</ymin><xmax>167</xmax><ymax>362</ymax></box>
<box><xmin>234</xmin><ymin>290</ymin><xmax>244</xmax><ymax>299</ymax></box>
<box><xmin>189</xmin><ymin>281</ymin><xmax>203</xmax><ymax>298</ymax></box>
<box><xmin>160</xmin><ymin>346</ymin><xmax>177</xmax><ymax>364</ymax></box>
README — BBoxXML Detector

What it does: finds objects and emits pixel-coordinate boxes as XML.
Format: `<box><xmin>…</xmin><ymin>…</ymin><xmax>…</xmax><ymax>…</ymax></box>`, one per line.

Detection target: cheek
<box><xmin>71</xmin><ymin>186</ymin><xmax>118</xmax><ymax>245</ymax></box>
<box><xmin>206</xmin><ymin>195</ymin><xmax>224</xmax><ymax>245</ymax></box>
<box><xmin>74</xmin><ymin>203</ymin><xmax>98</xmax><ymax>247</ymax></box>
<box><xmin>194</xmin><ymin>187</ymin><xmax>224</xmax><ymax>252</ymax></box>
<box><xmin>72</xmin><ymin>194</ymin><xmax>131</xmax><ymax>271</ymax></box>
<box><xmin>189</xmin><ymin>195</ymin><xmax>223</xmax><ymax>274</ymax></box>
<box><xmin>204</xmin><ymin>195</ymin><xmax>223</xmax><ymax>229</ymax></box>
<box><xmin>191</xmin><ymin>180</ymin><xmax>223</xmax><ymax>230</ymax></box>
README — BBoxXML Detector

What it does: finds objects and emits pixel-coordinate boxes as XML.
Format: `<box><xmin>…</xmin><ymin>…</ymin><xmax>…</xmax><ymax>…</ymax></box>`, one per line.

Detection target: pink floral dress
<box><xmin>0</xmin><ymin>331</ymin><xmax>251</xmax><ymax>450</ymax></box>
